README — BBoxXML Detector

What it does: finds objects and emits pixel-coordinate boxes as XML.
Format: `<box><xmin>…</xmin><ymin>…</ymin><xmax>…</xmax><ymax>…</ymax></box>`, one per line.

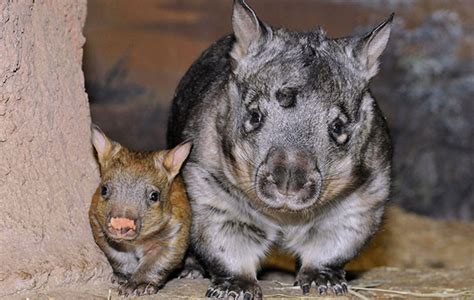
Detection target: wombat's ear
<box><xmin>160</xmin><ymin>142</ymin><xmax>192</xmax><ymax>179</ymax></box>
<box><xmin>91</xmin><ymin>124</ymin><xmax>121</xmax><ymax>167</ymax></box>
<box><xmin>231</xmin><ymin>0</ymin><xmax>270</xmax><ymax>62</ymax></box>
<box><xmin>354</xmin><ymin>13</ymin><xmax>393</xmax><ymax>80</ymax></box>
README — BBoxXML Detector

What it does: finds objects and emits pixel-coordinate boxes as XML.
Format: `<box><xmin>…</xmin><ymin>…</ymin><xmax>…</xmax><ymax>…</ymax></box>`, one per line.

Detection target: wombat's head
<box><xmin>91</xmin><ymin>125</ymin><xmax>191</xmax><ymax>241</ymax></box>
<box><xmin>222</xmin><ymin>1</ymin><xmax>392</xmax><ymax>214</ymax></box>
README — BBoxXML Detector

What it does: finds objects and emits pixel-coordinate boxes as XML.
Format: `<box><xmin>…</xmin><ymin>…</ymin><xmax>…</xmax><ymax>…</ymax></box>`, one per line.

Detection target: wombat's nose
<box><xmin>107</xmin><ymin>216</ymin><xmax>138</xmax><ymax>239</ymax></box>
<box><xmin>265</xmin><ymin>147</ymin><xmax>317</xmax><ymax>198</ymax></box>
<box><xmin>109</xmin><ymin>217</ymin><xmax>136</xmax><ymax>231</ymax></box>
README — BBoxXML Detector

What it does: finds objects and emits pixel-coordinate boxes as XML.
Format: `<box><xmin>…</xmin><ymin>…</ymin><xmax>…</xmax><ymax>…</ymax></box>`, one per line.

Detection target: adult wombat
<box><xmin>168</xmin><ymin>1</ymin><xmax>393</xmax><ymax>298</ymax></box>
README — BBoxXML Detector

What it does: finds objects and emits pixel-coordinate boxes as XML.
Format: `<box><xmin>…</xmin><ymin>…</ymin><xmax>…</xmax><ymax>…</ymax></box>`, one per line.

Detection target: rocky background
<box><xmin>0</xmin><ymin>0</ymin><xmax>108</xmax><ymax>295</ymax></box>
<box><xmin>84</xmin><ymin>0</ymin><xmax>473</xmax><ymax>221</ymax></box>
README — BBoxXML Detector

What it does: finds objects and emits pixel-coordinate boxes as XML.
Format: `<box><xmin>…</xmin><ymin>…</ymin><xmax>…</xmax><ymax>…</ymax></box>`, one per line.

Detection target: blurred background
<box><xmin>84</xmin><ymin>0</ymin><xmax>473</xmax><ymax>221</ymax></box>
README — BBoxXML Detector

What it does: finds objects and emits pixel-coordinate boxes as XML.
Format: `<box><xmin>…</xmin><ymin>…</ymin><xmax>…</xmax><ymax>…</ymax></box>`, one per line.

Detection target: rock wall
<box><xmin>0</xmin><ymin>0</ymin><xmax>108</xmax><ymax>296</ymax></box>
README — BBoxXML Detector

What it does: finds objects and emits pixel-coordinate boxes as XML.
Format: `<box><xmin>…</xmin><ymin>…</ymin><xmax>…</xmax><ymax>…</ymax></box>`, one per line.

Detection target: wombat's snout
<box><xmin>106</xmin><ymin>213</ymin><xmax>140</xmax><ymax>240</ymax></box>
<box><xmin>257</xmin><ymin>147</ymin><xmax>321</xmax><ymax>210</ymax></box>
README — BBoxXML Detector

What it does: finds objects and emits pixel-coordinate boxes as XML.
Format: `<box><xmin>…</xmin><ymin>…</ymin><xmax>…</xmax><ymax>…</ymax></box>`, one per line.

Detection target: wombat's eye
<box><xmin>149</xmin><ymin>191</ymin><xmax>160</xmax><ymax>202</ymax></box>
<box><xmin>100</xmin><ymin>184</ymin><xmax>109</xmax><ymax>199</ymax></box>
<box><xmin>332</xmin><ymin>120</ymin><xmax>343</xmax><ymax>135</ymax></box>
<box><xmin>330</xmin><ymin>118</ymin><xmax>349</xmax><ymax>145</ymax></box>
<box><xmin>243</xmin><ymin>110</ymin><xmax>263</xmax><ymax>133</ymax></box>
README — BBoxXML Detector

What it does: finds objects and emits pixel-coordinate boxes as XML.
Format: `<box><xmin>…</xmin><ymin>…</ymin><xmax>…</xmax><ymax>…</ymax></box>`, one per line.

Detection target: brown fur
<box><xmin>89</xmin><ymin>125</ymin><xmax>192</xmax><ymax>296</ymax></box>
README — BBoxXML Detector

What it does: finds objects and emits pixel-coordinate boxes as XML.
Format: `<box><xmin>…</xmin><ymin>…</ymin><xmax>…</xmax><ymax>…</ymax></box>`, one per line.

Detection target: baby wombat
<box><xmin>168</xmin><ymin>0</ymin><xmax>393</xmax><ymax>299</ymax></box>
<box><xmin>89</xmin><ymin>125</ymin><xmax>192</xmax><ymax>297</ymax></box>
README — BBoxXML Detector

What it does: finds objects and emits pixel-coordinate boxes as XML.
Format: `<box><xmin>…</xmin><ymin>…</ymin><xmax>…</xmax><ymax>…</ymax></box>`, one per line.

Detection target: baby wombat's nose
<box><xmin>265</xmin><ymin>147</ymin><xmax>317</xmax><ymax>197</ymax></box>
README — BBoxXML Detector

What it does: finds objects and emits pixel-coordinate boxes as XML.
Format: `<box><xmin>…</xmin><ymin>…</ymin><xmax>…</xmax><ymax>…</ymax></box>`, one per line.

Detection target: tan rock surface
<box><xmin>0</xmin><ymin>0</ymin><xmax>108</xmax><ymax>296</ymax></box>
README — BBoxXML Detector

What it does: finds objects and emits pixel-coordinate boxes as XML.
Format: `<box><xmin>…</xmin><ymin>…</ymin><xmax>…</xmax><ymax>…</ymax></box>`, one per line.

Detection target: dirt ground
<box><xmin>10</xmin><ymin>207</ymin><xmax>474</xmax><ymax>299</ymax></box>
<box><xmin>17</xmin><ymin>267</ymin><xmax>474</xmax><ymax>299</ymax></box>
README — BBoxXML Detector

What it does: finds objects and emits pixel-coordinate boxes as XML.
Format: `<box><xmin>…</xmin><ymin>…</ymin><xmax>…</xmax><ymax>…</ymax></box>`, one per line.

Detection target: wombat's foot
<box><xmin>178</xmin><ymin>255</ymin><xmax>206</xmax><ymax>279</ymax></box>
<box><xmin>111</xmin><ymin>272</ymin><xmax>129</xmax><ymax>285</ymax></box>
<box><xmin>178</xmin><ymin>267</ymin><xmax>204</xmax><ymax>279</ymax></box>
<box><xmin>117</xmin><ymin>282</ymin><xmax>159</xmax><ymax>297</ymax></box>
<box><xmin>205</xmin><ymin>277</ymin><xmax>262</xmax><ymax>299</ymax></box>
<box><xmin>295</xmin><ymin>267</ymin><xmax>348</xmax><ymax>296</ymax></box>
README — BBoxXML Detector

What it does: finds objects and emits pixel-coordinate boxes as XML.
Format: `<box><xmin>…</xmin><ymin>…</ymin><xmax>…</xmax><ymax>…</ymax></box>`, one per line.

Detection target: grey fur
<box><xmin>168</xmin><ymin>1</ymin><xmax>393</xmax><ymax>298</ymax></box>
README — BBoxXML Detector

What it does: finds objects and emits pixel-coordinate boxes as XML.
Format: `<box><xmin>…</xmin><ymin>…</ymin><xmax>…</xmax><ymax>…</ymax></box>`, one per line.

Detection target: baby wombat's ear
<box><xmin>231</xmin><ymin>0</ymin><xmax>271</xmax><ymax>62</ymax></box>
<box><xmin>353</xmin><ymin>13</ymin><xmax>394</xmax><ymax>80</ymax></box>
<box><xmin>158</xmin><ymin>142</ymin><xmax>192</xmax><ymax>179</ymax></box>
<box><xmin>91</xmin><ymin>124</ymin><xmax>121</xmax><ymax>167</ymax></box>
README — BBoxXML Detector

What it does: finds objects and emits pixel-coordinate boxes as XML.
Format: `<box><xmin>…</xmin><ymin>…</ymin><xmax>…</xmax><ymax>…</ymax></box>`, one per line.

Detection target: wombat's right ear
<box><xmin>160</xmin><ymin>141</ymin><xmax>192</xmax><ymax>179</ymax></box>
<box><xmin>91</xmin><ymin>124</ymin><xmax>121</xmax><ymax>167</ymax></box>
<box><xmin>231</xmin><ymin>0</ymin><xmax>270</xmax><ymax>62</ymax></box>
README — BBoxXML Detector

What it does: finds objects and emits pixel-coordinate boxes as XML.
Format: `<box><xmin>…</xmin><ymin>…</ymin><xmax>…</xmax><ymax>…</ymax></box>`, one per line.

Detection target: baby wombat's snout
<box><xmin>256</xmin><ymin>147</ymin><xmax>321</xmax><ymax>210</ymax></box>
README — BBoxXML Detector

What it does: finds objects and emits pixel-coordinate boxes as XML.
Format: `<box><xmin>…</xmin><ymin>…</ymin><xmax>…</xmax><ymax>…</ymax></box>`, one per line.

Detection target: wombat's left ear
<box><xmin>91</xmin><ymin>124</ymin><xmax>121</xmax><ymax>167</ymax></box>
<box><xmin>354</xmin><ymin>13</ymin><xmax>394</xmax><ymax>80</ymax></box>
<box><xmin>231</xmin><ymin>0</ymin><xmax>271</xmax><ymax>62</ymax></box>
<box><xmin>161</xmin><ymin>142</ymin><xmax>192</xmax><ymax>178</ymax></box>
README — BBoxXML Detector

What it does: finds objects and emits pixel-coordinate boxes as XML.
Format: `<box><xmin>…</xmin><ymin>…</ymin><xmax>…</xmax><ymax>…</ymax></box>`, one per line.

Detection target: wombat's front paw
<box><xmin>179</xmin><ymin>256</ymin><xmax>206</xmax><ymax>279</ymax></box>
<box><xmin>111</xmin><ymin>272</ymin><xmax>129</xmax><ymax>286</ymax></box>
<box><xmin>295</xmin><ymin>267</ymin><xmax>348</xmax><ymax>296</ymax></box>
<box><xmin>178</xmin><ymin>267</ymin><xmax>204</xmax><ymax>279</ymax></box>
<box><xmin>205</xmin><ymin>277</ymin><xmax>262</xmax><ymax>299</ymax></box>
<box><xmin>118</xmin><ymin>282</ymin><xmax>159</xmax><ymax>297</ymax></box>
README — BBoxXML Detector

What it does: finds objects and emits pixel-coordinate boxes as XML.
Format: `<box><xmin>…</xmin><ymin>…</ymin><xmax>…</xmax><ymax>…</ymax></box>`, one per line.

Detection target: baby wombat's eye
<box><xmin>148</xmin><ymin>190</ymin><xmax>160</xmax><ymax>203</ymax></box>
<box><xmin>100</xmin><ymin>184</ymin><xmax>110</xmax><ymax>200</ymax></box>
<box><xmin>329</xmin><ymin>118</ymin><xmax>349</xmax><ymax>145</ymax></box>
<box><xmin>243</xmin><ymin>110</ymin><xmax>263</xmax><ymax>133</ymax></box>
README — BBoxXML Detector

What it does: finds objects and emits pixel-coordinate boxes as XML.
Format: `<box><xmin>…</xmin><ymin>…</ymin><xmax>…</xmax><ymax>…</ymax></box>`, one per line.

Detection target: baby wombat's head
<box><xmin>90</xmin><ymin>124</ymin><xmax>191</xmax><ymax>241</ymax></box>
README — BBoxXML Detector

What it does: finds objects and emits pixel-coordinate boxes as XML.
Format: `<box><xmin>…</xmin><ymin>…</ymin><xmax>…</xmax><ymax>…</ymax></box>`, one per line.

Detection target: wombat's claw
<box><xmin>118</xmin><ymin>282</ymin><xmax>159</xmax><ymax>297</ymax></box>
<box><xmin>295</xmin><ymin>268</ymin><xmax>348</xmax><ymax>296</ymax></box>
<box><xmin>178</xmin><ymin>268</ymin><xmax>204</xmax><ymax>279</ymax></box>
<box><xmin>205</xmin><ymin>278</ymin><xmax>262</xmax><ymax>299</ymax></box>
<box><xmin>111</xmin><ymin>273</ymin><xmax>128</xmax><ymax>286</ymax></box>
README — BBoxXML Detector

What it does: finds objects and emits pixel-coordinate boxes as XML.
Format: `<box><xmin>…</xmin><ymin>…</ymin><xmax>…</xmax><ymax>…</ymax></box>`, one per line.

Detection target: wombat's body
<box><xmin>89</xmin><ymin>126</ymin><xmax>192</xmax><ymax>296</ymax></box>
<box><xmin>168</xmin><ymin>1</ymin><xmax>393</xmax><ymax>298</ymax></box>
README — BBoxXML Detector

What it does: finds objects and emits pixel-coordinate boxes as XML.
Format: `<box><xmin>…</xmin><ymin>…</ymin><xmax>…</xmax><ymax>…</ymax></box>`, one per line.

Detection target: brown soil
<box><xmin>18</xmin><ymin>268</ymin><xmax>474</xmax><ymax>299</ymax></box>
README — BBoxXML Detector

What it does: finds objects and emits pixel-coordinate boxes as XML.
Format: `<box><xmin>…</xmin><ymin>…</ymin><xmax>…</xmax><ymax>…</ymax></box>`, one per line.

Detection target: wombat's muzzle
<box><xmin>106</xmin><ymin>214</ymin><xmax>141</xmax><ymax>241</ymax></box>
<box><xmin>256</xmin><ymin>147</ymin><xmax>321</xmax><ymax>210</ymax></box>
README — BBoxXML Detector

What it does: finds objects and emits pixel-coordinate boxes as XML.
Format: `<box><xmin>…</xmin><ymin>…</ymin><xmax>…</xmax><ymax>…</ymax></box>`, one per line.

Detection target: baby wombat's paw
<box><xmin>295</xmin><ymin>267</ymin><xmax>348</xmax><ymax>296</ymax></box>
<box><xmin>205</xmin><ymin>277</ymin><xmax>262</xmax><ymax>299</ymax></box>
<box><xmin>118</xmin><ymin>282</ymin><xmax>159</xmax><ymax>297</ymax></box>
<box><xmin>111</xmin><ymin>273</ymin><xmax>129</xmax><ymax>286</ymax></box>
